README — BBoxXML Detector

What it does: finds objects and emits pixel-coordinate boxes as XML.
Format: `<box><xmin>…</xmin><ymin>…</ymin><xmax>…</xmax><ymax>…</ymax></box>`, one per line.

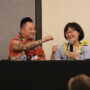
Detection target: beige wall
<box><xmin>42</xmin><ymin>0</ymin><xmax>90</xmax><ymax>60</ymax></box>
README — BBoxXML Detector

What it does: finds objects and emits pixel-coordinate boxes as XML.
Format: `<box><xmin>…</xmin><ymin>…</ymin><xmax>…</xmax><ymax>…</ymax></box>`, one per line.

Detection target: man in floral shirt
<box><xmin>9</xmin><ymin>17</ymin><xmax>53</xmax><ymax>61</ymax></box>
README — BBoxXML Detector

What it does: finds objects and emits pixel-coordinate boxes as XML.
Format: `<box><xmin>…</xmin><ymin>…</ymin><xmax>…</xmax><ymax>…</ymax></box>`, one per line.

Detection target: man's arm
<box><xmin>14</xmin><ymin>36</ymin><xmax>53</xmax><ymax>52</ymax></box>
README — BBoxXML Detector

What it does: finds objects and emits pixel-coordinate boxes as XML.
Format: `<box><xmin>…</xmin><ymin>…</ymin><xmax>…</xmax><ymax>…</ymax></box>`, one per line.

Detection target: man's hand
<box><xmin>43</xmin><ymin>36</ymin><xmax>54</xmax><ymax>42</ymax></box>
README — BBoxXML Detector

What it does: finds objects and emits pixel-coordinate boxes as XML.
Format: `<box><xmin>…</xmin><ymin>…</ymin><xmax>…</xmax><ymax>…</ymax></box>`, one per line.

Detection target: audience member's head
<box><xmin>68</xmin><ymin>74</ymin><xmax>90</xmax><ymax>90</ymax></box>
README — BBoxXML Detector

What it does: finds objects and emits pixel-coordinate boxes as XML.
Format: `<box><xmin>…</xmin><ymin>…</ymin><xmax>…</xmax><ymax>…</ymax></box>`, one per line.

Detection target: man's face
<box><xmin>21</xmin><ymin>22</ymin><xmax>36</xmax><ymax>40</ymax></box>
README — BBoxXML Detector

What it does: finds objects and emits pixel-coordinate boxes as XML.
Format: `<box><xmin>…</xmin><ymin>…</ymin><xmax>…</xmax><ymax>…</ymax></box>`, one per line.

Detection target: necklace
<box><xmin>64</xmin><ymin>42</ymin><xmax>83</xmax><ymax>59</ymax></box>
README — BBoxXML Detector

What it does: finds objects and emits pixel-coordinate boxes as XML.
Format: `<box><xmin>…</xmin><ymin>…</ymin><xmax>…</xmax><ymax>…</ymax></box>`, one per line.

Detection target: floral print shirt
<box><xmin>9</xmin><ymin>34</ymin><xmax>46</xmax><ymax>61</ymax></box>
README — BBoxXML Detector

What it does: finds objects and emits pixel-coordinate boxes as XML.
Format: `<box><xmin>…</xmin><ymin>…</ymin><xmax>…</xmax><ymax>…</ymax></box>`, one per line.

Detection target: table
<box><xmin>0</xmin><ymin>60</ymin><xmax>90</xmax><ymax>90</ymax></box>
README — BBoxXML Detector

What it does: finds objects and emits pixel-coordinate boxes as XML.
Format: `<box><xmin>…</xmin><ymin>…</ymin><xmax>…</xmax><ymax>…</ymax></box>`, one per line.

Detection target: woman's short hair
<box><xmin>64</xmin><ymin>22</ymin><xmax>84</xmax><ymax>41</ymax></box>
<box><xmin>68</xmin><ymin>74</ymin><xmax>90</xmax><ymax>90</ymax></box>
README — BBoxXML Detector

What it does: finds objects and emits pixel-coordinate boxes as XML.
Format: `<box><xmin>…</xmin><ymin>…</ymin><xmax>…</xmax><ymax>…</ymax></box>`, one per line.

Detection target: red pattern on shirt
<box><xmin>9</xmin><ymin>34</ymin><xmax>46</xmax><ymax>61</ymax></box>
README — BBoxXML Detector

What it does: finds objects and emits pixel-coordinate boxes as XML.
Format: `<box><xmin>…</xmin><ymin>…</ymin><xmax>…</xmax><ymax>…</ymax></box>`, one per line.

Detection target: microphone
<box><xmin>70</xmin><ymin>39</ymin><xmax>73</xmax><ymax>52</ymax></box>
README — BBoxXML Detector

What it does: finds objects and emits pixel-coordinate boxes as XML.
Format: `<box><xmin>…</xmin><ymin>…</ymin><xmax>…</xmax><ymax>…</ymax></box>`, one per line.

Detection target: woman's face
<box><xmin>65</xmin><ymin>27</ymin><xmax>80</xmax><ymax>42</ymax></box>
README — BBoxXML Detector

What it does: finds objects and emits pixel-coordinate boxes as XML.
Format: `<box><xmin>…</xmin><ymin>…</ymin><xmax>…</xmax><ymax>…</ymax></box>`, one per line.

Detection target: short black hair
<box><xmin>20</xmin><ymin>17</ymin><xmax>33</xmax><ymax>28</ymax></box>
<box><xmin>64</xmin><ymin>22</ymin><xmax>84</xmax><ymax>41</ymax></box>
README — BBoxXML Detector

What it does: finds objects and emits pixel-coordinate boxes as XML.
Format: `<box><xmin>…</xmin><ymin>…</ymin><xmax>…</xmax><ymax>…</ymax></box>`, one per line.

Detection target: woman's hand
<box><xmin>69</xmin><ymin>52</ymin><xmax>80</xmax><ymax>60</ymax></box>
<box><xmin>52</xmin><ymin>45</ymin><xmax>58</xmax><ymax>54</ymax></box>
<box><xmin>50</xmin><ymin>45</ymin><xmax>58</xmax><ymax>60</ymax></box>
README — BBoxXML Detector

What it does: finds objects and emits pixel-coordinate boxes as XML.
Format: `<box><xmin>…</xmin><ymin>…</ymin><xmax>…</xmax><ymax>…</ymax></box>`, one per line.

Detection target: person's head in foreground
<box><xmin>55</xmin><ymin>22</ymin><xmax>90</xmax><ymax>60</ymax></box>
<box><xmin>68</xmin><ymin>74</ymin><xmax>90</xmax><ymax>90</ymax></box>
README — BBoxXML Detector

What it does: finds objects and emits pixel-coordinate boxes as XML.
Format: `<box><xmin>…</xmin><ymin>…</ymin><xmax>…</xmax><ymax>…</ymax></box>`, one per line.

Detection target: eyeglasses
<box><xmin>65</xmin><ymin>30</ymin><xmax>75</xmax><ymax>35</ymax></box>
